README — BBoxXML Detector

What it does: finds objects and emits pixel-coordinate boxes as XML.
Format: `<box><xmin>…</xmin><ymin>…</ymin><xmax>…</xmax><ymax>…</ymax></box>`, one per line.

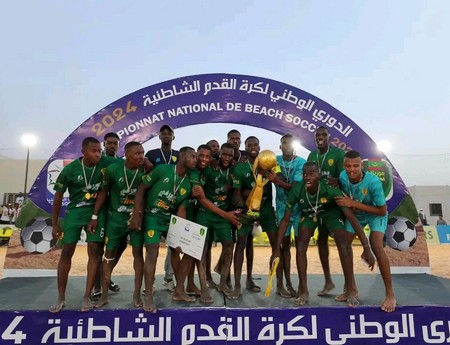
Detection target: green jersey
<box><xmin>198</xmin><ymin>165</ymin><xmax>233</xmax><ymax>214</ymax></box>
<box><xmin>142</xmin><ymin>164</ymin><xmax>191</xmax><ymax>222</ymax></box>
<box><xmin>185</xmin><ymin>168</ymin><xmax>203</xmax><ymax>221</ymax></box>
<box><xmin>307</xmin><ymin>146</ymin><xmax>345</xmax><ymax>179</ymax></box>
<box><xmin>54</xmin><ymin>156</ymin><xmax>112</xmax><ymax>210</ymax></box>
<box><xmin>286</xmin><ymin>180</ymin><xmax>344</xmax><ymax>218</ymax></box>
<box><xmin>102</xmin><ymin>160</ymin><xmax>146</xmax><ymax>223</ymax></box>
<box><xmin>232</xmin><ymin>161</ymin><xmax>273</xmax><ymax>210</ymax></box>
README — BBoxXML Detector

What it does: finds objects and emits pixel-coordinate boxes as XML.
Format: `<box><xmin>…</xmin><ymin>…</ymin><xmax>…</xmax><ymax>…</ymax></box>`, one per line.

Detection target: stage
<box><xmin>0</xmin><ymin>274</ymin><xmax>449</xmax><ymax>344</ymax></box>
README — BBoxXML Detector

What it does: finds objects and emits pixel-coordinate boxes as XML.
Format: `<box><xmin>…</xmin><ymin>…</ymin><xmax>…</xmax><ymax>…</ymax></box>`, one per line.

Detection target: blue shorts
<box><xmin>345</xmin><ymin>214</ymin><xmax>388</xmax><ymax>234</ymax></box>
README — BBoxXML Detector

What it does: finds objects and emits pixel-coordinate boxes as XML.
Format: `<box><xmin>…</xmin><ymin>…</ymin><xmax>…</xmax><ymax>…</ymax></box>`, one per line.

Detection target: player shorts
<box><xmin>105</xmin><ymin>216</ymin><xmax>144</xmax><ymax>250</ymax></box>
<box><xmin>345</xmin><ymin>214</ymin><xmax>388</xmax><ymax>234</ymax></box>
<box><xmin>259</xmin><ymin>206</ymin><xmax>278</xmax><ymax>233</ymax></box>
<box><xmin>299</xmin><ymin>209</ymin><xmax>345</xmax><ymax>235</ymax></box>
<box><xmin>62</xmin><ymin>208</ymin><xmax>105</xmax><ymax>244</ymax></box>
<box><xmin>143</xmin><ymin>214</ymin><xmax>170</xmax><ymax>245</ymax></box>
<box><xmin>195</xmin><ymin>211</ymin><xmax>233</xmax><ymax>243</ymax></box>
<box><xmin>285</xmin><ymin>219</ymin><xmax>299</xmax><ymax>237</ymax></box>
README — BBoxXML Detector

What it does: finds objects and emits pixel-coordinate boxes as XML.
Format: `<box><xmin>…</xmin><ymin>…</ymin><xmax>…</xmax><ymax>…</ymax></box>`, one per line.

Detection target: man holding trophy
<box><xmin>228</xmin><ymin>136</ymin><xmax>279</xmax><ymax>300</ymax></box>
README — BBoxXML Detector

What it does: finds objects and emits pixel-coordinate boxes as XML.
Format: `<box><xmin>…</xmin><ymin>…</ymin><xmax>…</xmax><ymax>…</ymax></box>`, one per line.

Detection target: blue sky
<box><xmin>1</xmin><ymin>0</ymin><xmax>449</xmax><ymax>186</ymax></box>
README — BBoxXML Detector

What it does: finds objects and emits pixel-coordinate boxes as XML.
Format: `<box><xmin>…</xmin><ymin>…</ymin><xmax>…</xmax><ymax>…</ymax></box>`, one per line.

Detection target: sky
<box><xmin>1</xmin><ymin>0</ymin><xmax>449</xmax><ymax>186</ymax></box>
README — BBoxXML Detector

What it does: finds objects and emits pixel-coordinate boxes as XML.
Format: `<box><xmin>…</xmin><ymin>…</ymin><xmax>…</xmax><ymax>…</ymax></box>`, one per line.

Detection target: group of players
<box><xmin>49</xmin><ymin>124</ymin><xmax>396</xmax><ymax>314</ymax></box>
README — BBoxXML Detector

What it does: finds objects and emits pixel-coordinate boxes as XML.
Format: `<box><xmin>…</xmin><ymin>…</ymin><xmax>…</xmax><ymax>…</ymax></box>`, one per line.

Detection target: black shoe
<box><xmin>109</xmin><ymin>281</ymin><xmax>120</xmax><ymax>292</ymax></box>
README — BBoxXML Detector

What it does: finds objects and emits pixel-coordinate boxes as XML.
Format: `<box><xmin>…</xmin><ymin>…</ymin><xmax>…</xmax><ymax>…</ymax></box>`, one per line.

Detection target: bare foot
<box><xmin>206</xmin><ymin>278</ymin><xmax>218</xmax><ymax>289</ymax></box>
<box><xmin>133</xmin><ymin>294</ymin><xmax>143</xmax><ymax>308</ymax></box>
<box><xmin>346</xmin><ymin>293</ymin><xmax>360</xmax><ymax>307</ymax></box>
<box><xmin>381</xmin><ymin>296</ymin><xmax>397</xmax><ymax>312</ymax></box>
<box><xmin>335</xmin><ymin>292</ymin><xmax>359</xmax><ymax>302</ymax></box>
<box><xmin>217</xmin><ymin>284</ymin><xmax>231</xmax><ymax>296</ymax></box>
<box><xmin>317</xmin><ymin>282</ymin><xmax>335</xmax><ymax>296</ymax></box>
<box><xmin>94</xmin><ymin>297</ymin><xmax>108</xmax><ymax>309</ymax></box>
<box><xmin>143</xmin><ymin>294</ymin><xmax>157</xmax><ymax>313</ymax></box>
<box><xmin>186</xmin><ymin>285</ymin><xmax>201</xmax><ymax>297</ymax></box>
<box><xmin>294</xmin><ymin>292</ymin><xmax>309</xmax><ymax>306</ymax></box>
<box><xmin>200</xmin><ymin>291</ymin><xmax>214</xmax><ymax>303</ymax></box>
<box><xmin>81</xmin><ymin>297</ymin><xmax>93</xmax><ymax>312</ymax></box>
<box><xmin>286</xmin><ymin>284</ymin><xmax>296</xmax><ymax>297</ymax></box>
<box><xmin>276</xmin><ymin>287</ymin><xmax>292</xmax><ymax>299</ymax></box>
<box><xmin>172</xmin><ymin>291</ymin><xmax>196</xmax><ymax>303</ymax></box>
<box><xmin>227</xmin><ymin>287</ymin><xmax>241</xmax><ymax>300</ymax></box>
<box><xmin>246</xmin><ymin>280</ymin><xmax>261</xmax><ymax>293</ymax></box>
<box><xmin>49</xmin><ymin>300</ymin><xmax>65</xmax><ymax>313</ymax></box>
<box><xmin>186</xmin><ymin>283</ymin><xmax>201</xmax><ymax>297</ymax></box>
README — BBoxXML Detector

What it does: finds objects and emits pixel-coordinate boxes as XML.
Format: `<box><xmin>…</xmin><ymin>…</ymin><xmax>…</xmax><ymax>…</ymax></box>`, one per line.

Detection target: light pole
<box><xmin>21</xmin><ymin>134</ymin><xmax>37</xmax><ymax>196</ymax></box>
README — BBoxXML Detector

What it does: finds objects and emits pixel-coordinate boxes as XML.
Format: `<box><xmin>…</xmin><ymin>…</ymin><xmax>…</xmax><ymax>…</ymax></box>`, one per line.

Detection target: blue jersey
<box><xmin>339</xmin><ymin>171</ymin><xmax>386</xmax><ymax>221</ymax></box>
<box><xmin>275</xmin><ymin>155</ymin><xmax>306</xmax><ymax>222</ymax></box>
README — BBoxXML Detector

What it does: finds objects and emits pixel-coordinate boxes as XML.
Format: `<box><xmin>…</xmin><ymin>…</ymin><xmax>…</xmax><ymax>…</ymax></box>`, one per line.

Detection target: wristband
<box><xmin>91</xmin><ymin>214</ymin><xmax>98</xmax><ymax>220</ymax></box>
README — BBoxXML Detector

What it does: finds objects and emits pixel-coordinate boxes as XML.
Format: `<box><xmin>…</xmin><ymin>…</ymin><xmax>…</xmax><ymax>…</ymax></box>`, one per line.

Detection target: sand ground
<box><xmin>0</xmin><ymin>243</ymin><xmax>448</xmax><ymax>279</ymax></box>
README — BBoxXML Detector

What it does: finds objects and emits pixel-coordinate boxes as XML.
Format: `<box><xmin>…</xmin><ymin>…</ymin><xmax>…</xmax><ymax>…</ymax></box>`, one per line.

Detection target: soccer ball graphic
<box><xmin>20</xmin><ymin>217</ymin><xmax>56</xmax><ymax>254</ymax></box>
<box><xmin>385</xmin><ymin>216</ymin><xmax>417</xmax><ymax>251</ymax></box>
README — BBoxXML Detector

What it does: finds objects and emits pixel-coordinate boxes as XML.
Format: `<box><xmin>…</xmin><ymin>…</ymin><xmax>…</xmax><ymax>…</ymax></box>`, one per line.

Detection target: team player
<box><xmin>206</xmin><ymin>139</ymin><xmax>220</xmax><ymax>159</ymax></box>
<box><xmin>229</xmin><ymin>136</ymin><xmax>278</xmax><ymax>300</ymax></box>
<box><xmin>194</xmin><ymin>143</ymin><xmax>237</xmax><ymax>295</ymax></box>
<box><xmin>336</xmin><ymin>150</ymin><xmax>396</xmax><ymax>312</ymax></box>
<box><xmin>267</xmin><ymin>134</ymin><xmax>306</xmax><ymax>298</ymax></box>
<box><xmin>145</xmin><ymin>124</ymin><xmax>179</xmax><ymax>291</ymax></box>
<box><xmin>307</xmin><ymin>126</ymin><xmax>345</xmax><ymax>296</ymax></box>
<box><xmin>50</xmin><ymin>137</ymin><xmax>114</xmax><ymax>313</ymax></box>
<box><xmin>88</xmin><ymin>142</ymin><xmax>146</xmax><ymax>308</ymax></box>
<box><xmin>129</xmin><ymin>147</ymin><xmax>197</xmax><ymax>312</ymax></box>
<box><xmin>272</xmin><ymin>162</ymin><xmax>375</xmax><ymax>306</ymax></box>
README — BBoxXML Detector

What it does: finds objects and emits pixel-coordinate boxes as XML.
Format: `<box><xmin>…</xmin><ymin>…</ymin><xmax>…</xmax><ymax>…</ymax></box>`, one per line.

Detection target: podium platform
<box><xmin>0</xmin><ymin>274</ymin><xmax>449</xmax><ymax>344</ymax></box>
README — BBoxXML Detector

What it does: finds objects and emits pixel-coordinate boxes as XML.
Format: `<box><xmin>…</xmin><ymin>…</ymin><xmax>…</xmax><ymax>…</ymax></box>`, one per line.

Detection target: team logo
<box><xmin>320</xmin><ymin>197</ymin><xmax>327</xmax><ymax>203</ymax></box>
<box><xmin>328</xmin><ymin>159</ymin><xmax>334</xmax><ymax>166</ymax></box>
<box><xmin>180</xmin><ymin>188</ymin><xmax>186</xmax><ymax>195</ymax></box>
<box><xmin>172</xmin><ymin>217</ymin><xmax>177</xmax><ymax>224</ymax></box>
<box><xmin>148</xmin><ymin>230</ymin><xmax>155</xmax><ymax>238</ymax></box>
<box><xmin>172</xmin><ymin>156</ymin><xmax>177</xmax><ymax>162</ymax></box>
<box><xmin>200</xmin><ymin>228</ymin><xmax>205</xmax><ymax>236</ymax></box>
<box><xmin>362</xmin><ymin>188</ymin><xmax>368</xmax><ymax>196</ymax></box>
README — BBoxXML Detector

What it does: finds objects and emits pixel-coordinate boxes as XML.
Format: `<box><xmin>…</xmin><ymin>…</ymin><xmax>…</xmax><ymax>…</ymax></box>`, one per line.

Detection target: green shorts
<box><xmin>62</xmin><ymin>207</ymin><xmax>106</xmax><ymax>244</ymax></box>
<box><xmin>105</xmin><ymin>216</ymin><xmax>144</xmax><ymax>250</ymax></box>
<box><xmin>299</xmin><ymin>209</ymin><xmax>345</xmax><ymax>234</ymax></box>
<box><xmin>143</xmin><ymin>214</ymin><xmax>169</xmax><ymax>245</ymax></box>
<box><xmin>195</xmin><ymin>211</ymin><xmax>233</xmax><ymax>243</ymax></box>
<box><xmin>259</xmin><ymin>206</ymin><xmax>278</xmax><ymax>233</ymax></box>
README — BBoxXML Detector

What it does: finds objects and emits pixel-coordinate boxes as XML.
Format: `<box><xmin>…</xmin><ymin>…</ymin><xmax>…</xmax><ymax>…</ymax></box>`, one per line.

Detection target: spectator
<box><xmin>418</xmin><ymin>208</ymin><xmax>428</xmax><ymax>225</ymax></box>
<box><xmin>436</xmin><ymin>214</ymin><xmax>447</xmax><ymax>226</ymax></box>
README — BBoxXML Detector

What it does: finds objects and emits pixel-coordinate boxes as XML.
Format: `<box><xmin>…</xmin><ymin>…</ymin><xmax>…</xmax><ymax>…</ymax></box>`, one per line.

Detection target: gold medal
<box><xmin>313</xmin><ymin>216</ymin><xmax>317</xmax><ymax>222</ymax></box>
<box><xmin>171</xmin><ymin>197</ymin><xmax>176</xmax><ymax>204</ymax></box>
<box><xmin>85</xmin><ymin>192</ymin><xmax>91</xmax><ymax>200</ymax></box>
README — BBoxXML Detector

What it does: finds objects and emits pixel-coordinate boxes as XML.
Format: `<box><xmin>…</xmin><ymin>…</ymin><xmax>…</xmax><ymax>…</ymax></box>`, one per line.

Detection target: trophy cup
<box><xmin>236</xmin><ymin>150</ymin><xmax>277</xmax><ymax>227</ymax></box>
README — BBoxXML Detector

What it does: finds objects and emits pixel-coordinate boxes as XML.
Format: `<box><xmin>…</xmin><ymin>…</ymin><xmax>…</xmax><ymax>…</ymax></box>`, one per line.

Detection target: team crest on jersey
<box><xmin>180</xmin><ymin>188</ymin><xmax>186</xmax><ymax>195</ymax></box>
<box><xmin>101</xmin><ymin>168</ymin><xmax>106</xmax><ymax>175</ymax></box>
<box><xmin>362</xmin><ymin>188</ymin><xmax>368</xmax><ymax>196</ymax></box>
<box><xmin>163</xmin><ymin>177</ymin><xmax>169</xmax><ymax>183</ymax></box>
<box><xmin>320</xmin><ymin>197</ymin><xmax>327</xmax><ymax>203</ymax></box>
<box><xmin>328</xmin><ymin>159</ymin><xmax>334</xmax><ymax>166</ymax></box>
<box><xmin>148</xmin><ymin>230</ymin><xmax>155</xmax><ymax>238</ymax></box>
<box><xmin>172</xmin><ymin>156</ymin><xmax>177</xmax><ymax>162</ymax></box>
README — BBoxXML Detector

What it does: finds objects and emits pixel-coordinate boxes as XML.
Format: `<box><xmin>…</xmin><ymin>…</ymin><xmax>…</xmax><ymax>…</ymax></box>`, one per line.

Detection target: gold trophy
<box><xmin>246</xmin><ymin>150</ymin><xmax>277</xmax><ymax>212</ymax></box>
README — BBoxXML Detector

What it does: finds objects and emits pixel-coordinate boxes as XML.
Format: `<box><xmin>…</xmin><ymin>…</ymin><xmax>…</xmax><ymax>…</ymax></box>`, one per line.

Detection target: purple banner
<box><xmin>27</xmin><ymin>73</ymin><xmax>415</xmax><ymax>220</ymax></box>
<box><xmin>1</xmin><ymin>306</ymin><xmax>449</xmax><ymax>344</ymax></box>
